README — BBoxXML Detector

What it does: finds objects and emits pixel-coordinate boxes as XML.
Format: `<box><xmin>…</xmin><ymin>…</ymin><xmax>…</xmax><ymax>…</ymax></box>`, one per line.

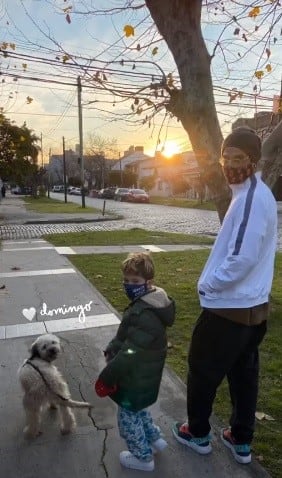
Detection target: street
<box><xmin>51</xmin><ymin>193</ymin><xmax>282</xmax><ymax>250</ymax></box>
<box><xmin>52</xmin><ymin>193</ymin><xmax>220</xmax><ymax>235</ymax></box>
<box><xmin>1</xmin><ymin>193</ymin><xmax>281</xmax><ymax>251</ymax></box>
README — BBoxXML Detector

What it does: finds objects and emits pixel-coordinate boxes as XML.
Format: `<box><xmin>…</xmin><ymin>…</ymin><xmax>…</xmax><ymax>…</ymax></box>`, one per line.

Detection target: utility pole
<box><xmin>119</xmin><ymin>152</ymin><xmax>123</xmax><ymax>186</ymax></box>
<box><xmin>47</xmin><ymin>148</ymin><xmax>51</xmax><ymax>198</ymax></box>
<box><xmin>77</xmin><ymin>76</ymin><xmax>85</xmax><ymax>208</ymax></box>
<box><xmin>62</xmin><ymin>136</ymin><xmax>67</xmax><ymax>204</ymax></box>
<box><xmin>279</xmin><ymin>73</ymin><xmax>282</xmax><ymax>122</ymax></box>
<box><xmin>40</xmin><ymin>132</ymin><xmax>44</xmax><ymax>168</ymax></box>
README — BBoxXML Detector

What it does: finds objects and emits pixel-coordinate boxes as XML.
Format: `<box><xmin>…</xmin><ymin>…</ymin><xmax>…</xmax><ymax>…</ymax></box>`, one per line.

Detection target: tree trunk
<box><xmin>260</xmin><ymin>119</ymin><xmax>282</xmax><ymax>188</ymax></box>
<box><xmin>145</xmin><ymin>0</ymin><xmax>282</xmax><ymax>221</ymax></box>
<box><xmin>145</xmin><ymin>0</ymin><xmax>231</xmax><ymax>222</ymax></box>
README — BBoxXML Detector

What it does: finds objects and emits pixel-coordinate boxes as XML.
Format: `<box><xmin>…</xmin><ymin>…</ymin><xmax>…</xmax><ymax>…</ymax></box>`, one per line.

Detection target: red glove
<box><xmin>95</xmin><ymin>379</ymin><xmax>117</xmax><ymax>397</ymax></box>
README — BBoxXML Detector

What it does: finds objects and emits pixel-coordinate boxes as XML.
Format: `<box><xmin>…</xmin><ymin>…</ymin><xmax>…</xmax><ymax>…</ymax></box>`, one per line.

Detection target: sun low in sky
<box><xmin>162</xmin><ymin>141</ymin><xmax>181</xmax><ymax>158</ymax></box>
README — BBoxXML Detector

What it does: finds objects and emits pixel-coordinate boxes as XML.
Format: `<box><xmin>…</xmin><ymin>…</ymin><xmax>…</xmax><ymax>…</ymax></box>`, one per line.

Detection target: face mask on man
<box><xmin>223</xmin><ymin>162</ymin><xmax>256</xmax><ymax>184</ymax></box>
<box><xmin>123</xmin><ymin>282</ymin><xmax>148</xmax><ymax>301</ymax></box>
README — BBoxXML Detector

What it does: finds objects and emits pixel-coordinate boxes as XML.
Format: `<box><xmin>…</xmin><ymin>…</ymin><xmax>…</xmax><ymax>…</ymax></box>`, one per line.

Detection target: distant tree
<box><xmin>108</xmin><ymin>170</ymin><xmax>137</xmax><ymax>188</ymax></box>
<box><xmin>140</xmin><ymin>175</ymin><xmax>156</xmax><ymax>191</ymax></box>
<box><xmin>84</xmin><ymin>133</ymin><xmax>117</xmax><ymax>189</ymax></box>
<box><xmin>0</xmin><ymin>113</ymin><xmax>41</xmax><ymax>196</ymax></box>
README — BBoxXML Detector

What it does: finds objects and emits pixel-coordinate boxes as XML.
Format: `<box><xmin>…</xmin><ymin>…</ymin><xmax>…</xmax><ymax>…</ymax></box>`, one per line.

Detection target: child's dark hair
<box><xmin>122</xmin><ymin>252</ymin><xmax>154</xmax><ymax>280</ymax></box>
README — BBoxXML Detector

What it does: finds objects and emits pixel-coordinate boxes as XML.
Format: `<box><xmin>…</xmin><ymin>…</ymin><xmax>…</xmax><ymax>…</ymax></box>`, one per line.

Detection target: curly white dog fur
<box><xmin>18</xmin><ymin>334</ymin><xmax>92</xmax><ymax>438</ymax></box>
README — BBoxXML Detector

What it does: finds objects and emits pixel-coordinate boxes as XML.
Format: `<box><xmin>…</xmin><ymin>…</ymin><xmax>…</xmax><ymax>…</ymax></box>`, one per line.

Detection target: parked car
<box><xmin>114</xmin><ymin>187</ymin><xmax>130</xmax><ymax>201</ymax></box>
<box><xmin>70</xmin><ymin>187</ymin><xmax>81</xmax><ymax>196</ymax></box>
<box><xmin>127</xmin><ymin>189</ymin><xmax>150</xmax><ymax>203</ymax></box>
<box><xmin>98</xmin><ymin>187</ymin><xmax>116</xmax><ymax>199</ymax></box>
<box><xmin>52</xmin><ymin>185</ymin><xmax>64</xmax><ymax>193</ymax></box>
<box><xmin>11</xmin><ymin>186</ymin><xmax>32</xmax><ymax>195</ymax></box>
<box><xmin>68</xmin><ymin>186</ymin><xmax>75</xmax><ymax>194</ymax></box>
<box><xmin>89</xmin><ymin>189</ymin><xmax>100</xmax><ymax>198</ymax></box>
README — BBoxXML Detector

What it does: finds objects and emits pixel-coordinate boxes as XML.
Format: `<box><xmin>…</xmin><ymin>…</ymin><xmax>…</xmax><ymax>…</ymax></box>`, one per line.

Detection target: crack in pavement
<box><xmin>79</xmin><ymin>382</ymin><xmax>110</xmax><ymax>478</ymax></box>
<box><xmin>55</xmin><ymin>334</ymin><xmax>113</xmax><ymax>477</ymax></box>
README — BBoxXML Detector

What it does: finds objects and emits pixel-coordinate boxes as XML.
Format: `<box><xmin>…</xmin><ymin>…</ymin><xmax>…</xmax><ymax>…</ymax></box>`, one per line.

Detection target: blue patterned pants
<box><xmin>117</xmin><ymin>407</ymin><xmax>161</xmax><ymax>461</ymax></box>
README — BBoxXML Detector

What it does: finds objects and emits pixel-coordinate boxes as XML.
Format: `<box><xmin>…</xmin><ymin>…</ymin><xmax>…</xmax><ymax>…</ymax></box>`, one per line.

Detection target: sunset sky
<box><xmin>1</xmin><ymin>0</ymin><xmax>281</xmax><ymax>162</ymax></box>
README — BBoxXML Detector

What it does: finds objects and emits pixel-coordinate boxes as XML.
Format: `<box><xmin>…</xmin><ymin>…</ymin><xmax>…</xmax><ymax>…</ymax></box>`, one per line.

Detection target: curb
<box><xmin>22</xmin><ymin>215</ymin><xmax>123</xmax><ymax>225</ymax></box>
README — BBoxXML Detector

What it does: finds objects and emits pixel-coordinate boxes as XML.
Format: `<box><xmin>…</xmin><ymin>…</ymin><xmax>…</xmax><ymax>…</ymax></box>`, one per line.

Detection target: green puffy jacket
<box><xmin>98</xmin><ymin>286</ymin><xmax>175</xmax><ymax>412</ymax></box>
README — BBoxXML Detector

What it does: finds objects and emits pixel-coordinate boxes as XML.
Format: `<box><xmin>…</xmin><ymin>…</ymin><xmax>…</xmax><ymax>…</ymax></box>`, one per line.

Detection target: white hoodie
<box><xmin>198</xmin><ymin>172</ymin><xmax>277</xmax><ymax>309</ymax></box>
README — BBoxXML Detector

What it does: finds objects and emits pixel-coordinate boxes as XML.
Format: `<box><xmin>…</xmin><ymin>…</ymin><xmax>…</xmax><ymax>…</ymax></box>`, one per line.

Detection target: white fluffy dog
<box><xmin>18</xmin><ymin>334</ymin><xmax>92</xmax><ymax>438</ymax></box>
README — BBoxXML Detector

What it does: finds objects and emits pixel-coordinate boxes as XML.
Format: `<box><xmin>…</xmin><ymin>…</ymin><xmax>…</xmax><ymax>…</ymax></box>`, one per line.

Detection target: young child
<box><xmin>95</xmin><ymin>252</ymin><xmax>175</xmax><ymax>472</ymax></box>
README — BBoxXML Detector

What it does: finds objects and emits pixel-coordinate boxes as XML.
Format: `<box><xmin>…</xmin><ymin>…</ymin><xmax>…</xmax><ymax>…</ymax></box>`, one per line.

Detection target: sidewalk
<box><xmin>0</xmin><ymin>195</ymin><xmax>119</xmax><ymax>225</ymax></box>
<box><xmin>0</xmin><ymin>239</ymin><xmax>271</xmax><ymax>478</ymax></box>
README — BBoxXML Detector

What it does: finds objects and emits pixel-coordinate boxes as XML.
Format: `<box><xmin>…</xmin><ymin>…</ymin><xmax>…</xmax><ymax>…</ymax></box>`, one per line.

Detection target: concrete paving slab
<box><xmin>5</xmin><ymin>321</ymin><xmax>47</xmax><ymax>339</ymax></box>
<box><xmin>0</xmin><ymin>244</ymin><xmax>118</xmax><ymax>327</ymax></box>
<box><xmin>54</xmin><ymin>246</ymin><xmax>76</xmax><ymax>255</ymax></box>
<box><xmin>0</xmin><ymin>326</ymin><xmax>5</xmax><ymax>339</ymax></box>
<box><xmin>72</xmin><ymin>245</ymin><xmax>146</xmax><ymax>254</ymax></box>
<box><xmin>0</xmin><ymin>314</ymin><xmax>120</xmax><ymax>340</ymax></box>
<box><xmin>64</xmin><ymin>245</ymin><xmax>212</xmax><ymax>255</ymax></box>
<box><xmin>0</xmin><ymin>273</ymin><xmax>115</xmax><ymax>326</ymax></box>
<box><xmin>45</xmin><ymin>313</ymin><xmax>120</xmax><ymax>333</ymax></box>
<box><xmin>0</xmin><ymin>247</ymin><xmax>71</xmax><ymax>272</ymax></box>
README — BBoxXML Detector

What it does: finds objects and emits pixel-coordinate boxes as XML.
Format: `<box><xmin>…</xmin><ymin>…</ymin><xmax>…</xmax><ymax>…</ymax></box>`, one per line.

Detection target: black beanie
<box><xmin>221</xmin><ymin>127</ymin><xmax>261</xmax><ymax>163</ymax></box>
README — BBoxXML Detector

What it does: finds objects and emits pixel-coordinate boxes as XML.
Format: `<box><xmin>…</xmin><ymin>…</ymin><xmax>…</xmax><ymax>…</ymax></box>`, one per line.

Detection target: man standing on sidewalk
<box><xmin>172</xmin><ymin>127</ymin><xmax>277</xmax><ymax>464</ymax></box>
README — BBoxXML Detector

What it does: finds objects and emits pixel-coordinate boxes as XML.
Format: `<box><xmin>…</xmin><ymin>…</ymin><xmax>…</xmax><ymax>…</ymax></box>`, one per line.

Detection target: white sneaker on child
<box><xmin>120</xmin><ymin>451</ymin><xmax>154</xmax><ymax>471</ymax></box>
<box><xmin>152</xmin><ymin>437</ymin><xmax>168</xmax><ymax>454</ymax></box>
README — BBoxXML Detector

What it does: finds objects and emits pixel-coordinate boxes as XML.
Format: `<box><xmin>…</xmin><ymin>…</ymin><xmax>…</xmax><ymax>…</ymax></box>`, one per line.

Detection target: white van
<box><xmin>52</xmin><ymin>185</ymin><xmax>64</xmax><ymax>192</ymax></box>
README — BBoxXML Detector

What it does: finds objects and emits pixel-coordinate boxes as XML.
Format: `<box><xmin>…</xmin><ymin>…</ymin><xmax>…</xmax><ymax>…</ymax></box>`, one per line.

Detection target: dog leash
<box><xmin>24</xmin><ymin>359</ymin><xmax>68</xmax><ymax>402</ymax></box>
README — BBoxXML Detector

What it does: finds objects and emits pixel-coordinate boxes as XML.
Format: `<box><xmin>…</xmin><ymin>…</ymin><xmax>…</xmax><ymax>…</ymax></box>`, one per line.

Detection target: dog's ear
<box><xmin>29</xmin><ymin>341</ymin><xmax>40</xmax><ymax>359</ymax></box>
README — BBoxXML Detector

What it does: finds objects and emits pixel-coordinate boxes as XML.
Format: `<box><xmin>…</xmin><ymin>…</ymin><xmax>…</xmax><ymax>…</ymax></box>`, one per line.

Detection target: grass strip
<box><xmin>149</xmin><ymin>196</ymin><xmax>217</xmax><ymax>210</ymax></box>
<box><xmin>24</xmin><ymin>196</ymin><xmax>101</xmax><ymax>214</ymax></box>
<box><xmin>44</xmin><ymin>228</ymin><xmax>215</xmax><ymax>247</ymax></box>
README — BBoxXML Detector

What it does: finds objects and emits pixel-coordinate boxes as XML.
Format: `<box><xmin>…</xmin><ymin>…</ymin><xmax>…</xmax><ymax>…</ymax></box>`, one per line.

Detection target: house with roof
<box><xmin>125</xmin><ymin>150</ymin><xmax>210</xmax><ymax>199</ymax></box>
<box><xmin>110</xmin><ymin>146</ymin><xmax>152</xmax><ymax>173</ymax></box>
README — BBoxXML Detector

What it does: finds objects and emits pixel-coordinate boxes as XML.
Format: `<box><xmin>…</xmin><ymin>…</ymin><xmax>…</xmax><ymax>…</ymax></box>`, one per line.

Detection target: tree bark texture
<box><xmin>145</xmin><ymin>0</ymin><xmax>282</xmax><ymax>222</ymax></box>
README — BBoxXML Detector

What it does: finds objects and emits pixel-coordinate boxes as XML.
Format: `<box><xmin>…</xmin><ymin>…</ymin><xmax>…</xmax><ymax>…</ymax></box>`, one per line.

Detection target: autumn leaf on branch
<box><xmin>22</xmin><ymin>63</ymin><xmax>27</xmax><ymax>71</ymax></box>
<box><xmin>255</xmin><ymin>70</ymin><xmax>264</xmax><ymax>79</ymax></box>
<box><xmin>66</xmin><ymin>13</ymin><xmax>71</xmax><ymax>24</ymax></box>
<box><xmin>248</xmin><ymin>6</ymin><xmax>261</xmax><ymax>18</ymax></box>
<box><xmin>123</xmin><ymin>25</ymin><xmax>135</xmax><ymax>37</ymax></box>
<box><xmin>152</xmin><ymin>46</ymin><xmax>158</xmax><ymax>55</ymax></box>
<box><xmin>266</xmin><ymin>48</ymin><xmax>271</xmax><ymax>58</ymax></box>
<box><xmin>266</xmin><ymin>63</ymin><xmax>272</xmax><ymax>72</ymax></box>
<box><xmin>62</xmin><ymin>54</ymin><xmax>71</xmax><ymax>63</ymax></box>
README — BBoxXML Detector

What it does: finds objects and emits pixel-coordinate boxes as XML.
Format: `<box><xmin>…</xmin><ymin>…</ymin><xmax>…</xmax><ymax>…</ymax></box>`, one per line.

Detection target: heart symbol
<box><xmin>22</xmin><ymin>307</ymin><xmax>36</xmax><ymax>321</ymax></box>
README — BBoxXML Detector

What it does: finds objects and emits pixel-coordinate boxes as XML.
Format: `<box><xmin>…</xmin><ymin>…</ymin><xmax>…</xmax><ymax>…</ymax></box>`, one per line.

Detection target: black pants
<box><xmin>187</xmin><ymin>309</ymin><xmax>267</xmax><ymax>444</ymax></box>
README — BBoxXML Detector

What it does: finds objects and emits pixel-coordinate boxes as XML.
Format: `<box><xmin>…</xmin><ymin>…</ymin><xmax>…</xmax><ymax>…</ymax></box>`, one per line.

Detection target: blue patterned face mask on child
<box><xmin>123</xmin><ymin>282</ymin><xmax>148</xmax><ymax>301</ymax></box>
